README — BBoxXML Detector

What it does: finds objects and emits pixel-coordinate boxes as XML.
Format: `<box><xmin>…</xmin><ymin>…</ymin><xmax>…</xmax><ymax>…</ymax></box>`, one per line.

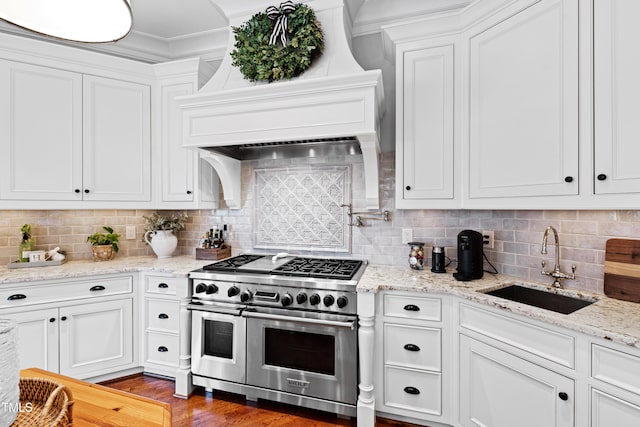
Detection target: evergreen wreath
<box><xmin>230</xmin><ymin>2</ymin><xmax>324</xmax><ymax>82</ymax></box>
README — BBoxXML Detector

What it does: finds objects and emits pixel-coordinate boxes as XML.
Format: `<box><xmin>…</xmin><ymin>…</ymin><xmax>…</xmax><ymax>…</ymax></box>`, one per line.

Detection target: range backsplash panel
<box><xmin>253</xmin><ymin>166</ymin><xmax>351</xmax><ymax>252</ymax></box>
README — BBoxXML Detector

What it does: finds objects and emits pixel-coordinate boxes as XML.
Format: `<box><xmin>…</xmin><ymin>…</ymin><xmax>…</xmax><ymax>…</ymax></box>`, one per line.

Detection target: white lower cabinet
<box><xmin>4</xmin><ymin>308</ymin><xmax>59</xmax><ymax>372</ymax></box>
<box><xmin>459</xmin><ymin>334</ymin><xmax>574</xmax><ymax>427</ymax></box>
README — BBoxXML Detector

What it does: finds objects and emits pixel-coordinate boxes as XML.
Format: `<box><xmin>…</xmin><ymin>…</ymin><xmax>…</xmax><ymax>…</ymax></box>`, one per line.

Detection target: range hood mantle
<box><xmin>178</xmin><ymin>0</ymin><xmax>384</xmax><ymax>210</ymax></box>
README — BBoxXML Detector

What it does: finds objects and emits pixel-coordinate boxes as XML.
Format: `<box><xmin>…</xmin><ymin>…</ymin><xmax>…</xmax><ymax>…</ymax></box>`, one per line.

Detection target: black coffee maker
<box><xmin>453</xmin><ymin>230</ymin><xmax>484</xmax><ymax>281</ymax></box>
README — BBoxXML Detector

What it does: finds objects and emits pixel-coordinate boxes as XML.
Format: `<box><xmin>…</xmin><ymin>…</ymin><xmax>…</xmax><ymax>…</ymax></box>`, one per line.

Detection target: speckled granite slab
<box><xmin>358</xmin><ymin>264</ymin><xmax>640</xmax><ymax>350</ymax></box>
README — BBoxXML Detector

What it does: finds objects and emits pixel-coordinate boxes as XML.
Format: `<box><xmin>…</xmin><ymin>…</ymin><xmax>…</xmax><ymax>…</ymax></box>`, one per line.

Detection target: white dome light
<box><xmin>0</xmin><ymin>0</ymin><xmax>132</xmax><ymax>43</ymax></box>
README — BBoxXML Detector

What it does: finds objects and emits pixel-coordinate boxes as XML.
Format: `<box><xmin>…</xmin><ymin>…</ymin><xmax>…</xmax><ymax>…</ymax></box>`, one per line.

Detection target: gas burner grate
<box><xmin>203</xmin><ymin>254</ymin><xmax>263</xmax><ymax>271</ymax></box>
<box><xmin>272</xmin><ymin>258</ymin><xmax>362</xmax><ymax>280</ymax></box>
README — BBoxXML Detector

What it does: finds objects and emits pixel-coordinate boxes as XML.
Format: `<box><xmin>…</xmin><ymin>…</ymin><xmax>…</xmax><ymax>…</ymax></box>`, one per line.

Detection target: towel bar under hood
<box><xmin>177</xmin><ymin>0</ymin><xmax>385</xmax><ymax>210</ymax></box>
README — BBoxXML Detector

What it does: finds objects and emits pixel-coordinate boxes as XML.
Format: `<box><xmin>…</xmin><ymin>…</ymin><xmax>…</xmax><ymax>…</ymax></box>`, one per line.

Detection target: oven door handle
<box><xmin>243</xmin><ymin>311</ymin><xmax>356</xmax><ymax>330</ymax></box>
<box><xmin>187</xmin><ymin>303</ymin><xmax>243</xmax><ymax>316</ymax></box>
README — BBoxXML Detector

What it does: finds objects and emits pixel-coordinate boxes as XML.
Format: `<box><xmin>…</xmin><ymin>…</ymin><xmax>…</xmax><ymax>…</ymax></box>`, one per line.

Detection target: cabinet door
<box><xmin>591</xmin><ymin>388</ymin><xmax>640</xmax><ymax>427</ymax></box>
<box><xmin>59</xmin><ymin>298</ymin><xmax>133</xmax><ymax>378</ymax></box>
<box><xmin>2</xmin><ymin>308</ymin><xmax>59</xmax><ymax>372</ymax></box>
<box><xmin>467</xmin><ymin>0</ymin><xmax>579</xmax><ymax>199</ymax></box>
<box><xmin>397</xmin><ymin>44</ymin><xmax>455</xmax><ymax>206</ymax></box>
<box><xmin>82</xmin><ymin>75</ymin><xmax>151</xmax><ymax>201</ymax></box>
<box><xmin>459</xmin><ymin>335</ymin><xmax>574</xmax><ymax>427</ymax></box>
<box><xmin>0</xmin><ymin>60</ymin><xmax>83</xmax><ymax>200</ymax></box>
<box><xmin>593</xmin><ymin>0</ymin><xmax>640</xmax><ymax>195</ymax></box>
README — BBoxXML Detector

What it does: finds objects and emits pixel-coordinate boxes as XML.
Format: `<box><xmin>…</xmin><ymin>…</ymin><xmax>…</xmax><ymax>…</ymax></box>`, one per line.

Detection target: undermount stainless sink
<box><xmin>483</xmin><ymin>284</ymin><xmax>595</xmax><ymax>314</ymax></box>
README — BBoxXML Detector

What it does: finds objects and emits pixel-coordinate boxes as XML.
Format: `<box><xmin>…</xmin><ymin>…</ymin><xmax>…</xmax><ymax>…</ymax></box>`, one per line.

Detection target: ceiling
<box><xmin>0</xmin><ymin>0</ymin><xmax>471</xmax><ymax>63</ymax></box>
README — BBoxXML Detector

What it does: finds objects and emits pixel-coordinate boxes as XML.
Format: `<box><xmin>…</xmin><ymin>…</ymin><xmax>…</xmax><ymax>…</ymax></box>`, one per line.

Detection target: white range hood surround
<box><xmin>178</xmin><ymin>0</ymin><xmax>384</xmax><ymax>210</ymax></box>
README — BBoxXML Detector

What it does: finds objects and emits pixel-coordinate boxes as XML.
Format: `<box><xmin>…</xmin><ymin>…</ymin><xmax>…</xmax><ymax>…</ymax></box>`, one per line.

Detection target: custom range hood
<box><xmin>178</xmin><ymin>0</ymin><xmax>384</xmax><ymax>210</ymax></box>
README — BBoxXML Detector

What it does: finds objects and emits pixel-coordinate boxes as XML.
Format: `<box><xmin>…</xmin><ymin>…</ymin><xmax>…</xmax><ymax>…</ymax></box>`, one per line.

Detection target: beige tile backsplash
<box><xmin>1</xmin><ymin>153</ymin><xmax>639</xmax><ymax>295</ymax></box>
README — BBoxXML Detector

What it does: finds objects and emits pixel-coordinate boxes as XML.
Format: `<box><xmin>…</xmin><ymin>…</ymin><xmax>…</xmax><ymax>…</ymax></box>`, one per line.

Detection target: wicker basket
<box><xmin>12</xmin><ymin>377</ymin><xmax>73</xmax><ymax>427</ymax></box>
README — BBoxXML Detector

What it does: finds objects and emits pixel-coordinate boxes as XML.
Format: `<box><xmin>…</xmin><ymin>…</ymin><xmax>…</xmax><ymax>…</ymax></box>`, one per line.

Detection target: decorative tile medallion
<box><xmin>254</xmin><ymin>166</ymin><xmax>351</xmax><ymax>252</ymax></box>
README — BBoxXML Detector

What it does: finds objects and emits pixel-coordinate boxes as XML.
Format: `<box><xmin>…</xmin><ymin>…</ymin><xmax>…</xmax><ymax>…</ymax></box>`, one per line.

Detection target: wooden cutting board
<box><xmin>604</xmin><ymin>238</ymin><xmax>640</xmax><ymax>303</ymax></box>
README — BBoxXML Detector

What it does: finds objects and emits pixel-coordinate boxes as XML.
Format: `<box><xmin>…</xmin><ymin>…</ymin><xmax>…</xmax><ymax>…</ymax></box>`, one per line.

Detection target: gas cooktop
<box><xmin>201</xmin><ymin>254</ymin><xmax>363</xmax><ymax>281</ymax></box>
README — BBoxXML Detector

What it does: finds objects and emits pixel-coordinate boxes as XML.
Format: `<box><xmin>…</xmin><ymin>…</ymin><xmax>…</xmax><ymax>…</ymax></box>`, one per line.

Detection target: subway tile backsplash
<box><xmin>1</xmin><ymin>152</ymin><xmax>639</xmax><ymax>295</ymax></box>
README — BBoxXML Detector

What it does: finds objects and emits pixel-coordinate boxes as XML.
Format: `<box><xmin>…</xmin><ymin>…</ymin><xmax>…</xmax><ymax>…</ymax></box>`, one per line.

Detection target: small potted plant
<box><xmin>143</xmin><ymin>211</ymin><xmax>188</xmax><ymax>258</ymax></box>
<box><xmin>87</xmin><ymin>226</ymin><xmax>120</xmax><ymax>261</ymax></box>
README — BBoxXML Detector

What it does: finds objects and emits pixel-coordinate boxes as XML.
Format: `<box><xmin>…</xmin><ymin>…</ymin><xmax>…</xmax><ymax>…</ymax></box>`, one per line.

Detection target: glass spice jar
<box><xmin>408</xmin><ymin>242</ymin><xmax>425</xmax><ymax>270</ymax></box>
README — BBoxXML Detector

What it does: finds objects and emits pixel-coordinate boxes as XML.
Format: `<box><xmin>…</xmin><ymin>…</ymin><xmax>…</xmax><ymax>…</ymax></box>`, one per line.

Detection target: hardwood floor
<box><xmin>101</xmin><ymin>374</ymin><xmax>421</xmax><ymax>427</ymax></box>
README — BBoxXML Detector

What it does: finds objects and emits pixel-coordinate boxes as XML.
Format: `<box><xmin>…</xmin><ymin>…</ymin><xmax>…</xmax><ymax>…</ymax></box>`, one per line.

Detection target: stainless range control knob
<box><xmin>281</xmin><ymin>293</ymin><xmax>293</xmax><ymax>307</ymax></box>
<box><xmin>240</xmin><ymin>290</ymin><xmax>252</xmax><ymax>303</ymax></box>
<box><xmin>195</xmin><ymin>283</ymin><xmax>206</xmax><ymax>294</ymax></box>
<box><xmin>206</xmin><ymin>284</ymin><xmax>218</xmax><ymax>294</ymax></box>
<box><xmin>309</xmin><ymin>293</ymin><xmax>321</xmax><ymax>305</ymax></box>
<box><xmin>296</xmin><ymin>293</ymin><xmax>307</xmax><ymax>304</ymax></box>
<box><xmin>323</xmin><ymin>295</ymin><xmax>335</xmax><ymax>307</ymax></box>
<box><xmin>228</xmin><ymin>286</ymin><xmax>240</xmax><ymax>297</ymax></box>
<box><xmin>337</xmin><ymin>296</ymin><xmax>348</xmax><ymax>309</ymax></box>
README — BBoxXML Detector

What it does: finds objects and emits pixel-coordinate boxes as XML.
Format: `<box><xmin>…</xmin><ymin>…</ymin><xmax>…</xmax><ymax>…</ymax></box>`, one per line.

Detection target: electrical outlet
<box><xmin>482</xmin><ymin>230</ymin><xmax>494</xmax><ymax>249</ymax></box>
<box><xmin>125</xmin><ymin>226</ymin><xmax>136</xmax><ymax>240</ymax></box>
<box><xmin>401</xmin><ymin>228</ymin><xmax>413</xmax><ymax>244</ymax></box>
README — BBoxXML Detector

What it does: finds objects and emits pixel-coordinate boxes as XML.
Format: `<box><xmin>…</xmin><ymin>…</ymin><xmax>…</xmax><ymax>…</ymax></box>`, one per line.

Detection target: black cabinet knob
<box><xmin>404</xmin><ymin>304</ymin><xmax>420</xmax><ymax>312</ymax></box>
<box><xmin>404</xmin><ymin>343</ymin><xmax>421</xmax><ymax>352</ymax></box>
<box><xmin>84</xmin><ymin>189</ymin><xmax>90</xmax><ymax>193</ymax></box>
<box><xmin>564</xmin><ymin>176</ymin><xmax>573</xmax><ymax>183</ymax></box>
<box><xmin>186</xmin><ymin>190</ymin><xmax>192</xmax><ymax>194</ymax></box>
<box><xmin>74</xmin><ymin>189</ymin><xmax>81</xmax><ymax>194</ymax></box>
<box><xmin>49</xmin><ymin>318</ymin><xmax>56</xmax><ymax>323</ymax></box>
<box><xmin>558</xmin><ymin>392</ymin><xmax>568</xmax><ymax>401</ymax></box>
<box><xmin>61</xmin><ymin>316</ymin><xmax>67</xmax><ymax>321</ymax></box>
<box><xmin>90</xmin><ymin>285</ymin><xmax>105</xmax><ymax>292</ymax></box>
<box><xmin>403</xmin><ymin>386</ymin><xmax>420</xmax><ymax>395</ymax></box>
<box><xmin>158</xmin><ymin>346</ymin><xmax>168</xmax><ymax>353</ymax></box>
<box><xmin>597</xmin><ymin>174</ymin><xmax>607</xmax><ymax>181</ymax></box>
<box><xmin>158</xmin><ymin>313</ymin><xmax>169</xmax><ymax>319</ymax></box>
<box><xmin>406</xmin><ymin>185</ymin><xmax>412</xmax><ymax>191</ymax></box>
<box><xmin>158</xmin><ymin>283</ymin><xmax>169</xmax><ymax>289</ymax></box>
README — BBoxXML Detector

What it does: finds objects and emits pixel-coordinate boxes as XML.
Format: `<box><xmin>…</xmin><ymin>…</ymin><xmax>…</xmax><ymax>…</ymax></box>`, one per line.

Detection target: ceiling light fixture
<box><xmin>0</xmin><ymin>0</ymin><xmax>132</xmax><ymax>43</ymax></box>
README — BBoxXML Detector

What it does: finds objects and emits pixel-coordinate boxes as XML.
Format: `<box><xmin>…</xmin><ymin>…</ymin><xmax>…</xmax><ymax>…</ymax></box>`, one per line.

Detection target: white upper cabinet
<box><xmin>593</xmin><ymin>0</ymin><xmax>640</xmax><ymax>195</ymax></box>
<box><xmin>0</xmin><ymin>60</ymin><xmax>83</xmax><ymax>200</ymax></box>
<box><xmin>467</xmin><ymin>0</ymin><xmax>579</xmax><ymax>200</ymax></box>
<box><xmin>396</xmin><ymin>43</ymin><xmax>456</xmax><ymax>209</ymax></box>
<box><xmin>83</xmin><ymin>75</ymin><xmax>151</xmax><ymax>201</ymax></box>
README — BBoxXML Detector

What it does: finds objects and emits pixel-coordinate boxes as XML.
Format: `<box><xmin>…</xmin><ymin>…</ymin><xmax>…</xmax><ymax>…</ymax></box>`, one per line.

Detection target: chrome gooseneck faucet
<box><xmin>541</xmin><ymin>226</ymin><xmax>576</xmax><ymax>288</ymax></box>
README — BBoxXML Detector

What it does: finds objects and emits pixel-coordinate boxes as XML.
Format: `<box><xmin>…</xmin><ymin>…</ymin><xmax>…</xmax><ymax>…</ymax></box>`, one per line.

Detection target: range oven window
<box><xmin>264</xmin><ymin>328</ymin><xmax>335</xmax><ymax>375</ymax></box>
<box><xmin>204</xmin><ymin>319</ymin><xmax>234</xmax><ymax>359</ymax></box>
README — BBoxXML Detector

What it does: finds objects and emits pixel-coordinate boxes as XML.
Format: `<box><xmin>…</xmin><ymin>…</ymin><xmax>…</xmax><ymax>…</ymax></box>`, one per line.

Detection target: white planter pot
<box><xmin>144</xmin><ymin>230</ymin><xmax>178</xmax><ymax>259</ymax></box>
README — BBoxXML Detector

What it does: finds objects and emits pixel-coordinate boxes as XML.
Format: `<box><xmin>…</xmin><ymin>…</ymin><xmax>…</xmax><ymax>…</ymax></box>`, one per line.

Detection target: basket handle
<box><xmin>42</xmin><ymin>384</ymin><xmax>74</xmax><ymax>425</ymax></box>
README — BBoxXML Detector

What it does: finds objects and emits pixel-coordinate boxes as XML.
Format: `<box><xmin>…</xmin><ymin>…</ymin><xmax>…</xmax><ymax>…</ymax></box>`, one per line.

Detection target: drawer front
<box><xmin>592</xmin><ymin>344</ymin><xmax>640</xmax><ymax>395</ymax></box>
<box><xmin>459</xmin><ymin>303</ymin><xmax>575</xmax><ymax>368</ymax></box>
<box><xmin>591</xmin><ymin>388</ymin><xmax>640</xmax><ymax>427</ymax></box>
<box><xmin>385</xmin><ymin>323</ymin><xmax>441</xmax><ymax>371</ymax></box>
<box><xmin>0</xmin><ymin>276</ymin><xmax>133</xmax><ymax>309</ymax></box>
<box><xmin>146</xmin><ymin>331</ymin><xmax>179</xmax><ymax>367</ymax></box>
<box><xmin>145</xmin><ymin>276</ymin><xmax>186</xmax><ymax>298</ymax></box>
<box><xmin>384</xmin><ymin>365</ymin><xmax>441</xmax><ymax>415</ymax></box>
<box><xmin>384</xmin><ymin>294</ymin><xmax>441</xmax><ymax>322</ymax></box>
<box><xmin>146</xmin><ymin>299</ymin><xmax>180</xmax><ymax>333</ymax></box>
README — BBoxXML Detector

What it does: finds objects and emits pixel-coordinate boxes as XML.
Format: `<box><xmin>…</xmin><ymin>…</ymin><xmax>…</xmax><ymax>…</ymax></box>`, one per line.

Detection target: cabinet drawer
<box><xmin>384</xmin><ymin>323</ymin><xmax>441</xmax><ymax>371</ymax></box>
<box><xmin>591</xmin><ymin>388</ymin><xmax>640</xmax><ymax>426</ymax></box>
<box><xmin>146</xmin><ymin>299</ymin><xmax>180</xmax><ymax>333</ymax></box>
<box><xmin>459</xmin><ymin>303</ymin><xmax>575</xmax><ymax>368</ymax></box>
<box><xmin>145</xmin><ymin>276</ymin><xmax>186</xmax><ymax>298</ymax></box>
<box><xmin>384</xmin><ymin>365</ymin><xmax>441</xmax><ymax>415</ymax></box>
<box><xmin>384</xmin><ymin>294</ymin><xmax>441</xmax><ymax>322</ymax></box>
<box><xmin>0</xmin><ymin>276</ymin><xmax>133</xmax><ymax>309</ymax></box>
<box><xmin>592</xmin><ymin>344</ymin><xmax>640</xmax><ymax>395</ymax></box>
<box><xmin>146</xmin><ymin>331</ymin><xmax>179</xmax><ymax>367</ymax></box>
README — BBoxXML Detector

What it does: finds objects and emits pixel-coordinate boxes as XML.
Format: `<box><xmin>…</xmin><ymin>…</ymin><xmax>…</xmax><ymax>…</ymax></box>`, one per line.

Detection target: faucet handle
<box><xmin>541</xmin><ymin>260</ymin><xmax>546</xmax><ymax>269</ymax></box>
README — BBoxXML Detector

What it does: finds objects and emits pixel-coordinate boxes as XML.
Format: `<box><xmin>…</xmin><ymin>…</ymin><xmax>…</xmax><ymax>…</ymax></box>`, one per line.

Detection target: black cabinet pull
<box><xmin>403</xmin><ymin>304</ymin><xmax>420</xmax><ymax>312</ymax></box>
<box><xmin>74</xmin><ymin>189</ymin><xmax>81</xmax><ymax>194</ymax></box>
<box><xmin>404</xmin><ymin>344</ymin><xmax>421</xmax><ymax>352</ymax></box>
<box><xmin>158</xmin><ymin>283</ymin><xmax>169</xmax><ymax>289</ymax></box>
<box><xmin>90</xmin><ymin>285</ymin><xmax>106</xmax><ymax>292</ymax></box>
<box><xmin>564</xmin><ymin>176</ymin><xmax>573</xmax><ymax>183</ymax></box>
<box><xmin>597</xmin><ymin>174</ymin><xmax>607</xmax><ymax>181</ymax></box>
<box><xmin>404</xmin><ymin>386</ymin><xmax>420</xmax><ymax>395</ymax></box>
<box><xmin>158</xmin><ymin>313</ymin><xmax>169</xmax><ymax>319</ymax></box>
<box><xmin>558</xmin><ymin>392</ymin><xmax>568</xmax><ymax>401</ymax></box>
<box><xmin>84</xmin><ymin>189</ymin><xmax>90</xmax><ymax>193</ymax></box>
<box><xmin>186</xmin><ymin>190</ymin><xmax>192</xmax><ymax>194</ymax></box>
<box><xmin>49</xmin><ymin>318</ymin><xmax>56</xmax><ymax>323</ymax></box>
<box><xmin>61</xmin><ymin>316</ymin><xmax>67</xmax><ymax>321</ymax></box>
<box><xmin>7</xmin><ymin>294</ymin><xmax>26</xmax><ymax>301</ymax></box>
<box><xmin>405</xmin><ymin>185</ymin><xmax>412</xmax><ymax>191</ymax></box>
<box><xmin>158</xmin><ymin>346</ymin><xmax>168</xmax><ymax>353</ymax></box>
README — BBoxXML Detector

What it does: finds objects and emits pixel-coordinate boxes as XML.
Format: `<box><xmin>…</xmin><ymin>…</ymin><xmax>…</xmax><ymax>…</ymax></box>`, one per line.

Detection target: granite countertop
<box><xmin>358</xmin><ymin>264</ymin><xmax>640</xmax><ymax>350</ymax></box>
<box><xmin>0</xmin><ymin>255</ymin><xmax>211</xmax><ymax>285</ymax></box>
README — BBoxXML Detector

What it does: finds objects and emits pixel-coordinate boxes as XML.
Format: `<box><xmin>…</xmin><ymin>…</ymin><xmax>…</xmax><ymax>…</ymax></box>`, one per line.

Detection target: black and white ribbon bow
<box><xmin>266</xmin><ymin>1</ymin><xmax>296</xmax><ymax>46</ymax></box>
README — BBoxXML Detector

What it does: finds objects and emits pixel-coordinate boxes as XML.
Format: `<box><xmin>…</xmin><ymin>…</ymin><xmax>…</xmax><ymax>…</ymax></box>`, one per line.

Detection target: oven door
<box><xmin>244</xmin><ymin>307</ymin><xmax>358</xmax><ymax>404</ymax></box>
<box><xmin>190</xmin><ymin>303</ymin><xmax>246</xmax><ymax>383</ymax></box>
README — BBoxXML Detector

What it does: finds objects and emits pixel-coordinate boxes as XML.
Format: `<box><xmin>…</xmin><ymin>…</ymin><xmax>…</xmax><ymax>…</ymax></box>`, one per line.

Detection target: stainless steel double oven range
<box><xmin>188</xmin><ymin>254</ymin><xmax>366</xmax><ymax>416</ymax></box>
